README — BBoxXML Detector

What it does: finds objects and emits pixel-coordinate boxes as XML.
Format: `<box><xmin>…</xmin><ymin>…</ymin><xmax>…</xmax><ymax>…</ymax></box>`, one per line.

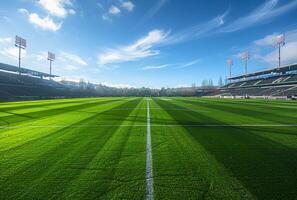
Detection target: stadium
<box><xmin>1</xmin><ymin>1</ymin><xmax>297</xmax><ymax>200</ymax></box>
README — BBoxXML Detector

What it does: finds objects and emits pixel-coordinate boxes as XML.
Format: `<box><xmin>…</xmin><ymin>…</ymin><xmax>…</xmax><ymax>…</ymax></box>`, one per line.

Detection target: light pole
<box><xmin>227</xmin><ymin>58</ymin><xmax>233</xmax><ymax>78</ymax></box>
<box><xmin>48</xmin><ymin>52</ymin><xmax>55</xmax><ymax>80</ymax></box>
<box><xmin>240</xmin><ymin>51</ymin><xmax>249</xmax><ymax>76</ymax></box>
<box><xmin>15</xmin><ymin>36</ymin><xmax>26</xmax><ymax>75</ymax></box>
<box><xmin>273</xmin><ymin>34</ymin><xmax>285</xmax><ymax>68</ymax></box>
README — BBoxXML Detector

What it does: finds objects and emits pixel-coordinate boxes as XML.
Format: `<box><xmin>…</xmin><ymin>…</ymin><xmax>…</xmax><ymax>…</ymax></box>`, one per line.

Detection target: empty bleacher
<box><xmin>0</xmin><ymin>63</ymin><xmax>66</xmax><ymax>100</ymax></box>
<box><xmin>218</xmin><ymin>63</ymin><xmax>297</xmax><ymax>98</ymax></box>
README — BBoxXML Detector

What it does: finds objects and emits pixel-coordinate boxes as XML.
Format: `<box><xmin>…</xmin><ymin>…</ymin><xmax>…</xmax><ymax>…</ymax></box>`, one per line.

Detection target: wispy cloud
<box><xmin>181</xmin><ymin>59</ymin><xmax>200</xmax><ymax>68</ymax></box>
<box><xmin>142</xmin><ymin>64</ymin><xmax>169</xmax><ymax>70</ymax></box>
<box><xmin>0</xmin><ymin>47</ymin><xmax>27</xmax><ymax>59</ymax></box>
<box><xmin>37</xmin><ymin>0</ymin><xmax>75</xmax><ymax>18</ymax></box>
<box><xmin>0</xmin><ymin>37</ymin><xmax>12</xmax><ymax>43</ymax></box>
<box><xmin>142</xmin><ymin>0</ymin><xmax>168</xmax><ymax>21</ymax></box>
<box><xmin>220</xmin><ymin>0</ymin><xmax>297</xmax><ymax>32</ymax></box>
<box><xmin>65</xmin><ymin>65</ymin><xmax>80</xmax><ymax>70</ymax></box>
<box><xmin>31</xmin><ymin>51</ymin><xmax>48</xmax><ymax>61</ymax></box>
<box><xmin>3</xmin><ymin>16</ymin><xmax>12</xmax><ymax>23</ymax></box>
<box><xmin>97</xmin><ymin>29</ymin><xmax>169</xmax><ymax>65</ymax></box>
<box><xmin>164</xmin><ymin>11</ymin><xmax>228</xmax><ymax>45</ymax></box>
<box><xmin>59</xmin><ymin>52</ymin><xmax>88</xmax><ymax>66</ymax></box>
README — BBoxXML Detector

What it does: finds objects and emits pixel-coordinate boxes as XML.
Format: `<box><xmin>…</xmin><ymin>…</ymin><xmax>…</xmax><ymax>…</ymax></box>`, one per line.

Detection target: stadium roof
<box><xmin>0</xmin><ymin>62</ymin><xmax>58</xmax><ymax>78</ymax></box>
<box><xmin>228</xmin><ymin>63</ymin><xmax>297</xmax><ymax>80</ymax></box>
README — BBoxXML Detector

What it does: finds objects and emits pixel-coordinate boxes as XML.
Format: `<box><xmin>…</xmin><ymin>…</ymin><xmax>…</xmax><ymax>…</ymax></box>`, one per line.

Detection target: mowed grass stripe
<box><xmin>177</xmin><ymin>97</ymin><xmax>297</xmax><ymax>124</ymax></box>
<box><xmin>0</xmin><ymin>98</ymin><xmax>136</xmax><ymax>152</ymax></box>
<box><xmin>172</xmin><ymin>97</ymin><xmax>297</xmax><ymax>148</ymax></box>
<box><xmin>150</xmin><ymin>98</ymin><xmax>254</xmax><ymax>199</ymax></box>
<box><xmin>0</xmin><ymin>98</ymin><xmax>147</xmax><ymax>199</ymax></box>
<box><xmin>61</xmin><ymin>98</ymin><xmax>147</xmax><ymax>199</ymax></box>
<box><xmin>0</xmin><ymin>98</ymin><xmax>125</xmax><ymax>126</ymax></box>
<box><xmin>155</xmin><ymin>97</ymin><xmax>297</xmax><ymax>199</ymax></box>
<box><xmin>0</xmin><ymin>98</ymin><xmax>140</xmax><ymax>177</ymax></box>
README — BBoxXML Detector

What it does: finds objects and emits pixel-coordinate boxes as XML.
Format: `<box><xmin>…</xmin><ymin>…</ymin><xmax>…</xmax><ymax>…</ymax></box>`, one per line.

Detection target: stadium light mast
<box><xmin>15</xmin><ymin>36</ymin><xmax>26</xmax><ymax>75</ymax></box>
<box><xmin>273</xmin><ymin>34</ymin><xmax>285</xmax><ymax>68</ymax></box>
<box><xmin>47</xmin><ymin>52</ymin><xmax>55</xmax><ymax>80</ymax></box>
<box><xmin>240</xmin><ymin>51</ymin><xmax>249</xmax><ymax>76</ymax></box>
<box><xmin>227</xmin><ymin>59</ymin><xmax>233</xmax><ymax>78</ymax></box>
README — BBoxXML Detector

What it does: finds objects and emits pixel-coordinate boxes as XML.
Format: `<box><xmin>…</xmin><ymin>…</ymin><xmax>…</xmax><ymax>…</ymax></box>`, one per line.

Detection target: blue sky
<box><xmin>1</xmin><ymin>0</ymin><xmax>297</xmax><ymax>88</ymax></box>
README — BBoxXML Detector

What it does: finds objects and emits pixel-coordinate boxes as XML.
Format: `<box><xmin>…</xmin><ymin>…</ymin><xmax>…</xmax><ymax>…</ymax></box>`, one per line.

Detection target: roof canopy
<box><xmin>0</xmin><ymin>62</ymin><xmax>58</xmax><ymax>78</ymax></box>
<box><xmin>228</xmin><ymin>63</ymin><xmax>297</xmax><ymax>80</ymax></box>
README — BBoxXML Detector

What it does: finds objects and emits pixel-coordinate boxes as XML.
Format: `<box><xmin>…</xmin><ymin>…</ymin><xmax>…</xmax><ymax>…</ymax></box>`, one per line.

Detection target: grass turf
<box><xmin>1</xmin><ymin>97</ymin><xmax>297</xmax><ymax>199</ymax></box>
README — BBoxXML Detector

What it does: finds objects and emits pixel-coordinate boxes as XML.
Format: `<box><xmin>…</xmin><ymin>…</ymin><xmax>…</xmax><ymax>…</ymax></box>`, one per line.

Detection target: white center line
<box><xmin>146</xmin><ymin>99</ymin><xmax>154</xmax><ymax>200</ymax></box>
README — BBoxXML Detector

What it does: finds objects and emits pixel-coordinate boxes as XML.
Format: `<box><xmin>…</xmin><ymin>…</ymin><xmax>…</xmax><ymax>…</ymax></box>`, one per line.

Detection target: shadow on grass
<box><xmin>155</xmin><ymin>98</ymin><xmax>297</xmax><ymax>199</ymax></box>
<box><xmin>177</xmin><ymin>98</ymin><xmax>297</xmax><ymax>124</ymax></box>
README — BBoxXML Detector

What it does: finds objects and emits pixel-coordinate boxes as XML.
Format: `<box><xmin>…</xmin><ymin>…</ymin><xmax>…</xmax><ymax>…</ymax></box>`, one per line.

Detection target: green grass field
<box><xmin>1</xmin><ymin>97</ymin><xmax>297</xmax><ymax>199</ymax></box>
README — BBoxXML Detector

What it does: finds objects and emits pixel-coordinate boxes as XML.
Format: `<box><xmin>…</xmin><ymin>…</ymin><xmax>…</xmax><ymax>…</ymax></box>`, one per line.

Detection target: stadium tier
<box><xmin>0</xmin><ymin>62</ymin><xmax>66</xmax><ymax>100</ymax></box>
<box><xmin>218</xmin><ymin>63</ymin><xmax>297</xmax><ymax>98</ymax></box>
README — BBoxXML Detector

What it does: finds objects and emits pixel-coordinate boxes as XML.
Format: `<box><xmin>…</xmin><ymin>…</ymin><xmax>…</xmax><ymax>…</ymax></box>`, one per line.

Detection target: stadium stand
<box><xmin>217</xmin><ymin>63</ymin><xmax>297</xmax><ymax>99</ymax></box>
<box><xmin>0</xmin><ymin>62</ymin><xmax>66</xmax><ymax>100</ymax></box>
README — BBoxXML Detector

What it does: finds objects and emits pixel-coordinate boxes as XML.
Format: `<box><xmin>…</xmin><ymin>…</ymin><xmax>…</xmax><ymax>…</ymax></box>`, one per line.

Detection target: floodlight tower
<box><xmin>15</xmin><ymin>36</ymin><xmax>26</xmax><ymax>75</ymax></box>
<box><xmin>47</xmin><ymin>52</ymin><xmax>55</xmax><ymax>80</ymax></box>
<box><xmin>273</xmin><ymin>34</ymin><xmax>285</xmax><ymax>68</ymax></box>
<box><xmin>240</xmin><ymin>51</ymin><xmax>249</xmax><ymax>75</ymax></box>
<box><xmin>227</xmin><ymin>58</ymin><xmax>233</xmax><ymax>78</ymax></box>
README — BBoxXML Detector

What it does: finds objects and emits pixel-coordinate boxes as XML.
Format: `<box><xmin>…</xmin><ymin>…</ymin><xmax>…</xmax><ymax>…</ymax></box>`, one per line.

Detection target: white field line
<box><xmin>1</xmin><ymin>124</ymin><xmax>297</xmax><ymax>129</ymax></box>
<box><xmin>146</xmin><ymin>99</ymin><xmax>154</xmax><ymax>200</ymax></box>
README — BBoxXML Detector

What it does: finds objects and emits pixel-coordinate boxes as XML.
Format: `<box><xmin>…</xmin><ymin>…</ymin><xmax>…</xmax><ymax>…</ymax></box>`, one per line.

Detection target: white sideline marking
<box><xmin>1</xmin><ymin>124</ymin><xmax>297</xmax><ymax>129</ymax></box>
<box><xmin>146</xmin><ymin>99</ymin><xmax>154</xmax><ymax>200</ymax></box>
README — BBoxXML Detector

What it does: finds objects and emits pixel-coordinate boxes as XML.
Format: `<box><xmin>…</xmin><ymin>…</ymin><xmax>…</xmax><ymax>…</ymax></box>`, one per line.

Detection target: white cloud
<box><xmin>262</xmin><ymin>41</ymin><xmax>297</xmax><ymax>65</ymax></box>
<box><xmin>254</xmin><ymin>29</ymin><xmax>297</xmax><ymax>66</ymax></box>
<box><xmin>98</xmin><ymin>29</ymin><xmax>169</xmax><ymax>65</ymax></box>
<box><xmin>28</xmin><ymin>13</ymin><xmax>62</xmax><ymax>31</ymax></box>
<box><xmin>164</xmin><ymin>11</ymin><xmax>227</xmax><ymax>44</ymax></box>
<box><xmin>109</xmin><ymin>5</ymin><xmax>121</xmax><ymax>15</ymax></box>
<box><xmin>31</xmin><ymin>51</ymin><xmax>48</xmax><ymax>61</ymax></box>
<box><xmin>142</xmin><ymin>64</ymin><xmax>169</xmax><ymax>70</ymax></box>
<box><xmin>68</xmin><ymin>9</ymin><xmax>76</xmax><ymax>15</ymax></box>
<box><xmin>220</xmin><ymin>0</ymin><xmax>297</xmax><ymax>32</ymax></box>
<box><xmin>121</xmin><ymin>1</ymin><xmax>134</xmax><ymax>12</ymax></box>
<box><xmin>255</xmin><ymin>29</ymin><xmax>297</xmax><ymax>46</ymax></box>
<box><xmin>0</xmin><ymin>47</ymin><xmax>26</xmax><ymax>59</ymax></box>
<box><xmin>0</xmin><ymin>37</ymin><xmax>12</xmax><ymax>43</ymax></box>
<box><xmin>254</xmin><ymin>34</ymin><xmax>281</xmax><ymax>46</ymax></box>
<box><xmin>59</xmin><ymin>52</ymin><xmax>88</xmax><ymax>66</ymax></box>
<box><xmin>38</xmin><ymin>0</ymin><xmax>75</xmax><ymax>18</ymax></box>
<box><xmin>18</xmin><ymin>8</ymin><xmax>29</xmax><ymax>14</ymax></box>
